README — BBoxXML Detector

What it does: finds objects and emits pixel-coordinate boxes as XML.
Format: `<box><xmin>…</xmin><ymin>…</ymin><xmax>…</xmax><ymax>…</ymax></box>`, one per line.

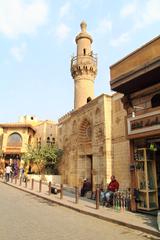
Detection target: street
<box><xmin>0</xmin><ymin>182</ymin><xmax>158</xmax><ymax>240</ymax></box>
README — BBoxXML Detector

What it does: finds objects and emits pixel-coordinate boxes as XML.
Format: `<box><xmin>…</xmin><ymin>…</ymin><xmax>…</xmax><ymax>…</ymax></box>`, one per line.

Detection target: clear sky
<box><xmin>0</xmin><ymin>0</ymin><xmax>160</xmax><ymax>123</ymax></box>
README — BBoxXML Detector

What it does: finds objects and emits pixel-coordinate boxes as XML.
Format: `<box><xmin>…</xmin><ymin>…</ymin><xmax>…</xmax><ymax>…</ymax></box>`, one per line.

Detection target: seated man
<box><xmin>80</xmin><ymin>178</ymin><xmax>91</xmax><ymax>197</ymax></box>
<box><xmin>103</xmin><ymin>175</ymin><xmax>119</xmax><ymax>206</ymax></box>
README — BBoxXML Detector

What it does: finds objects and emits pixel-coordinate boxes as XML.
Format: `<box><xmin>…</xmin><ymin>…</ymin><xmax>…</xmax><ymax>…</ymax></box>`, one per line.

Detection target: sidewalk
<box><xmin>0</xmin><ymin>178</ymin><xmax>159</xmax><ymax>238</ymax></box>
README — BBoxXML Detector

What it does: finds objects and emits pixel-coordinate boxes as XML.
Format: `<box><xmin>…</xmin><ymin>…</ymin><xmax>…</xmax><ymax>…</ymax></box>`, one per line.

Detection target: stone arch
<box><xmin>87</xmin><ymin>97</ymin><xmax>92</xmax><ymax>103</ymax></box>
<box><xmin>72</xmin><ymin>120</ymin><xmax>77</xmax><ymax>133</ymax></box>
<box><xmin>7</xmin><ymin>132</ymin><xmax>22</xmax><ymax>147</ymax></box>
<box><xmin>79</xmin><ymin>118</ymin><xmax>92</xmax><ymax>142</ymax></box>
<box><xmin>28</xmin><ymin>135</ymin><xmax>32</xmax><ymax>145</ymax></box>
<box><xmin>95</xmin><ymin>107</ymin><xmax>100</xmax><ymax>115</ymax></box>
<box><xmin>95</xmin><ymin>107</ymin><xmax>101</xmax><ymax>123</ymax></box>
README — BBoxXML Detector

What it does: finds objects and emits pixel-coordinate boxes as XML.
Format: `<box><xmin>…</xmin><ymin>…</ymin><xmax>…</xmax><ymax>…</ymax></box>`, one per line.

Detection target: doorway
<box><xmin>86</xmin><ymin>155</ymin><xmax>93</xmax><ymax>190</ymax></box>
<box><xmin>155</xmin><ymin>147</ymin><xmax>160</xmax><ymax>209</ymax></box>
<box><xmin>4</xmin><ymin>154</ymin><xmax>21</xmax><ymax>176</ymax></box>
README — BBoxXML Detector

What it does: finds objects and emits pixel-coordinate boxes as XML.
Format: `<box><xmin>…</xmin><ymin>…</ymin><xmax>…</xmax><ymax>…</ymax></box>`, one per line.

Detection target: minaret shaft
<box><xmin>71</xmin><ymin>21</ymin><xmax>97</xmax><ymax>110</ymax></box>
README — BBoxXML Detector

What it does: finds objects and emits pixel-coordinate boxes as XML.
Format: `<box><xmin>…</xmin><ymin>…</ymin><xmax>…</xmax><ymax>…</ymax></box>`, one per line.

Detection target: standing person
<box><xmin>5</xmin><ymin>165</ymin><xmax>12</xmax><ymax>182</ymax></box>
<box><xmin>13</xmin><ymin>161</ymin><xmax>18</xmax><ymax>177</ymax></box>
<box><xmin>104</xmin><ymin>175</ymin><xmax>119</xmax><ymax>206</ymax></box>
<box><xmin>19</xmin><ymin>167</ymin><xmax>24</xmax><ymax>180</ymax></box>
<box><xmin>80</xmin><ymin>178</ymin><xmax>91</xmax><ymax>197</ymax></box>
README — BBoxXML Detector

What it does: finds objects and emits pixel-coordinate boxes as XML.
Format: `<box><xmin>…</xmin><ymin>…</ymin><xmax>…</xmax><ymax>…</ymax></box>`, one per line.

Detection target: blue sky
<box><xmin>0</xmin><ymin>0</ymin><xmax>160</xmax><ymax>123</ymax></box>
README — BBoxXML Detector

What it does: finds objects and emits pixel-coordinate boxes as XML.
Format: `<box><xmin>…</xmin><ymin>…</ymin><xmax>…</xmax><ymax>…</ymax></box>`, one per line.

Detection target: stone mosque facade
<box><xmin>57</xmin><ymin>22</ymin><xmax>130</xmax><ymax>190</ymax></box>
<box><xmin>1</xmin><ymin>22</ymin><xmax>159</xmax><ymax>211</ymax></box>
<box><xmin>0</xmin><ymin>22</ymin><xmax>130</xmax><ymax>191</ymax></box>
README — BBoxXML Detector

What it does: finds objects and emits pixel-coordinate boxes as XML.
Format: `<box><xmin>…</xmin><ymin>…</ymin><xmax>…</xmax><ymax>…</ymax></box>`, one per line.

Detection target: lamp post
<box><xmin>131</xmin><ymin>106</ymin><xmax>145</xmax><ymax>118</ymax></box>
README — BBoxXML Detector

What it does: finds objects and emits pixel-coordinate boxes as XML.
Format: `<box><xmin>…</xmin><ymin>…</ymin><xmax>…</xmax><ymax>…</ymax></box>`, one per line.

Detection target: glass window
<box><xmin>7</xmin><ymin>133</ymin><xmax>22</xmax><ymax>147</ymax></box>
<box><xmin>151</xmin><ymin>94</ymin><xmax>160</xmax><ymax>108</ymax></box>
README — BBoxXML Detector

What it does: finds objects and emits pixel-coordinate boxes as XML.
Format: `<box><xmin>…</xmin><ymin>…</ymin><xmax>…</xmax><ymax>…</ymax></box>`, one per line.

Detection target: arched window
<box><xmin>95</xmin><ymin>108</ymin><xmax>101</xmax><ymax>124</ymax></box>
<box><xmin>7</xmin><ymin>133</ymin><xmax>22</xmax><ymax>147</ymax></box>
<box><xmin>83</xmin><ymin>48</ymin><xmax>86</xmax><ymax>55</ymax></box>
<box><xmin>95</xmin><ymin>108</ymin><xmax>100</xmax><ymax>115</ymax></box>
<box><xmin>38</xmin><ymin>137</ymin><xmax>41</xmax><ymax>148</ymax></box>
<box><xmin>52</xmin><ymin>138</ymin><xmax>55</xmax><ymax>144</ymax></box>
<box><xmin>79</xmin><ymin>119</ymin><xmax>92</xmax><ymax>142</ymax></box>
<box><xmin>28</xmin><ymin>135</ymin><xmax>32</xmax><ymax>145</ymax></box>
<box><xmin>72</xmin><ymin>120</ymin><xmax>77</xmax><ymax>133</ymax></box>
<box><xmin>87</xmin><ymin>97</ymin><xmax>92</xmax><ymax>103</ymax></box>
<box><xmin>151</xmin><ymin>94</ymin><xmax>160</xmax><ymax>108</ymax></box>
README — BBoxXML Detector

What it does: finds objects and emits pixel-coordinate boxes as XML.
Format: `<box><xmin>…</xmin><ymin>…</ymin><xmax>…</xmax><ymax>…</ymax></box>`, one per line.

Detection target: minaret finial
<box><xmin>80</xmin><ymin>21</ymin><xmax>87</xmax><ymax>32</ymax></box>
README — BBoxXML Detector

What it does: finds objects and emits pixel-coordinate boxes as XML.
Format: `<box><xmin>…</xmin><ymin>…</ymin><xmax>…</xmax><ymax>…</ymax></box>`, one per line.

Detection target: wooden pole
<box><xmin>75</xmin><ymin>186</ymin><xmax>79</xmax><ymax>204</ymax></box>
<box><xmin>31</xmin><ymin>179</ymin><xmax>34</xmax><ymax>190</ymax></box>
<box><xmin>48</xmin><ymin>181</ymin><xmax>51</xmax><ymax>195</ymax></box>
<box><xmin>60</xmin><ymin>184</ymin><xmax>63</xmax><ymax>199</ymax></box>
<box><xmin>25</xmin><ymin>179</ymin><xmax>27</xmax><ymax>188</ymax></box>
<box><xmin>15</xmin><ymin>176</ymin><xmax>17</xmax><ymax>184</ymax></box>
<box><xmin>39</xmin><ymin>180</ymin><xmax>42</xmax><ymax>192</ymax></box>
<box><xmin>96</xmin><ymin>188</ymin><xmax>100</xmax><ymax>209</ymax></box>
<box><xmin>19</xmin><ymin>177</ymin><xmax>22</xmax><ymax>186</ymax></box>
<box><xmin>11</xmin><ymin>175</ymin><xmax>13</xmax><ymax>183</ymax></box>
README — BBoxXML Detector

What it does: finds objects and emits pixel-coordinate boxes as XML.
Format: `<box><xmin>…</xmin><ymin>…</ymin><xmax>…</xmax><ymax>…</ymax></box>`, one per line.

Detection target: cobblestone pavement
<box><xmin>0</xmin><ymin>183</ymin><xmax>159</xmax><ymax>240</ymax></box>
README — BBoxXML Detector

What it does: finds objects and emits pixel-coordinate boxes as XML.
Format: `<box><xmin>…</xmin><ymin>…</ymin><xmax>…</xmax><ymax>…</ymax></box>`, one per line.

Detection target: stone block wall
<box><xmin>112</xmin><ymin>93</ymin><xmax>130</xmax><ymax>189</ymax></box>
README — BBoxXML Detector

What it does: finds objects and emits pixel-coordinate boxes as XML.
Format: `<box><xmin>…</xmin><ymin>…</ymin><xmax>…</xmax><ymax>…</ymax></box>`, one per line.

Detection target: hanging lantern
<box><xmin>149</xmin><ymin>143</ymin><xmax>157</xmax><ymax>151</ymax></box>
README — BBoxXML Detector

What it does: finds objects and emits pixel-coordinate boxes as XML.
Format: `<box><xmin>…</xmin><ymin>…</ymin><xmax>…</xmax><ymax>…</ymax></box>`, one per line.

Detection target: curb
<box><xmin>2</xmin><ymin>181</ymin><xmax>160</xmax><ymax>238</ymax></box>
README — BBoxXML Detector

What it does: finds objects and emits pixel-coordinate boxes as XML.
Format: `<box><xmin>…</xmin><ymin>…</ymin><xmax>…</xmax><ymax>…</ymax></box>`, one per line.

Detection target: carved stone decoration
<box><xmin>71</xmin><ymin>62</ymin><xmax>97</xmax><ymax>79</ymax></box>
<box><xmin>95</xmin><ymin>127</ymin><xmax>103</xmax><ymax>139</ymax></box>
<box><xmin>79</xmin><ymin>119</ymin><xmax>92</xmax><ymax>143</ymax></box>
<box><xmin>115</xmin><ymin>117</ymin><xmax>121</xmax><ymax>124</ymax></box>
<box><xmin>72</xmin><ymin>120</ymin><xmax>77</xmax><ymax>134</ymax></box>
<box><xmin>99</xmin><ymin>146</ymin><xmax>103</xmax><ymax>154</ymax></box>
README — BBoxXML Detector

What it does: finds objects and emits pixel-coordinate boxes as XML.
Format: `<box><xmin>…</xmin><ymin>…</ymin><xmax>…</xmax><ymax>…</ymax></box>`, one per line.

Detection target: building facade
<box><xmin>0</xmin><ymin>115</ymin><xmax>58</xmax><ymax>172</ymax></box>
<box><xmin>110</xmin><ymin>36</ymin><xmax>160</xmax><ymax>211</ymax></box>
<box><xmin>1</xmin><ymin>22</ymin><xmax>158</xmax><ymax>213</ymax></box>
<box><xmin>58</xmin><ymin>22</ymin><xmax>130</xmax><ymax>191</ymax></box>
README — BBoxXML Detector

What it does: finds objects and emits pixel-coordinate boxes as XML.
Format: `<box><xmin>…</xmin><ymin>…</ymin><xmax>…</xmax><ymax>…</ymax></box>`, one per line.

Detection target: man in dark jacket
<box><xmin>80</xmin><ymin>178</ymin><xmax>91</xmax><ymax>197</ymax></box>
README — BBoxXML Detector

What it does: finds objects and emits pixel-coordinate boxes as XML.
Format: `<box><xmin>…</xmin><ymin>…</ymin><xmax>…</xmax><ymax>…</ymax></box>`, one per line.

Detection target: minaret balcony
<box><xmin>71</xmin><ymin>54</ymin><xmax>97</xmax><ymax>68</ymax></box>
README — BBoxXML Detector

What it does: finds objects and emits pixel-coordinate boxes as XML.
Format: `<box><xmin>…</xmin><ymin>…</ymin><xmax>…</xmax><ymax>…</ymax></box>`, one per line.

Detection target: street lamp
<box><xmin>132</xmin><ymin>106</ymin><xmax>145</xmax><ymax>118</ymax></box>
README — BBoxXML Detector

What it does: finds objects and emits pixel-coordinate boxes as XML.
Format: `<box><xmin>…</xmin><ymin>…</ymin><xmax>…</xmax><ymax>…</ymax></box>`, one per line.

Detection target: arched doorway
<box><xmin>78</xmin><ymin>119</ymin><xmax>93</xmax><ymax>189</ymax></box>
<box><xmin>5</xmin><ymin>132</ymin><xmax>22</xmax><ymax>175</ymax></box>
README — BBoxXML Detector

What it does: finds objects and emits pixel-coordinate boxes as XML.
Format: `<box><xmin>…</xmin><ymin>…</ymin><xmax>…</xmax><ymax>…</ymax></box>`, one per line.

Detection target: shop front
<box><xmin>4</xmin><ymin>152</ymin><xmax>22</xmax><ymax>176</ymax></box>
<box><xmin>127</xmin><ymin>111</ymin><xmax>160</xmax><ymax>211</ymax></box>
<box><xmin>110</xmin><ymin>35</ymin><xmax>160</xmax><ymax>212</ymax></box>
<box><xmin>0</xmin><ymin>123</ymin><xmax>35</xmax><ymax>176</ymax></box>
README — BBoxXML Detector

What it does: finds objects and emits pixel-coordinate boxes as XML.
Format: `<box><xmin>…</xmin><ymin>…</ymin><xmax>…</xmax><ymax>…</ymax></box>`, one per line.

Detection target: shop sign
<box><xmin>127</xmin><ymin>110</ymin><xmax>160</xmax><ymax>135</ymax></box>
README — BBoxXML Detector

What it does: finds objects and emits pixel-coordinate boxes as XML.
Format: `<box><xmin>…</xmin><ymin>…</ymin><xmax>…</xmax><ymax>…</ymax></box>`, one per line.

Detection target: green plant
<box><xmin>22</xmin><ymin>144</ymin><xmax>63</xmax><ymax>175</ymax></box>
<box><xmin>149</xmin><ymin>143</ymin><xmax>157</xmax><ymax>151</ymax></box>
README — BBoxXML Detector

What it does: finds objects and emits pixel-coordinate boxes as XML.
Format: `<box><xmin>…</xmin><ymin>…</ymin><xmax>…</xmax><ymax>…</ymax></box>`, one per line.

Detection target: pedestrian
<box><xmin>5</xmin><ymin>165</ymin><xmax>12</xmax><ymax>182</ymax></box>
<box><xmin>19</xmin><ymin>167</ymin><xmax>24</xmax><ymax>180</ymax></box>
<box><xmin>13</xmin><ymin>161</ymin><xmax>18</xmax><ymax>177</ymax></box>
<box><xmin>80</xmin><ymin>178</ymin><xmax>91</xmax><ymax>197</ymax></box>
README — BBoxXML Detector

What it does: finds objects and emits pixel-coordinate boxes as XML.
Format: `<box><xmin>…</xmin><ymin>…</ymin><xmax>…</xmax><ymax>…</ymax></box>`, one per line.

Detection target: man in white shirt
<box><xmin>5</xmin><ymin>165</ymin><xmax>11</xmax><ymax>182</ymax></box>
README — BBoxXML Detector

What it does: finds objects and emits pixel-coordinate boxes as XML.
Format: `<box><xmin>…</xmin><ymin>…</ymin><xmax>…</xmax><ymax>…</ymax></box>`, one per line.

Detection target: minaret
<box><xmin>71</xmin><ymin>21</ymin><xmax>97</xmax><ymax>110</ymax></box>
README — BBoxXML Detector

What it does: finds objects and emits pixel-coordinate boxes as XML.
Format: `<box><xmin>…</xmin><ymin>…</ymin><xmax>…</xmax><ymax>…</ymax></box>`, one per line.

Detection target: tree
<box><xmin>22</xmin><ymin>144</ymin><xmax>63</xmax><ymax>175</ymax></box>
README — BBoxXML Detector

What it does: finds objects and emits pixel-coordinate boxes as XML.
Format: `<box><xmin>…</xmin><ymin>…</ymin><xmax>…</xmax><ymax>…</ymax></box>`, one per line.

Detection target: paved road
<box><xmin>0</xmin><ymin>183</ymin><xmax>158</xmax><ymax>240</ymax></box>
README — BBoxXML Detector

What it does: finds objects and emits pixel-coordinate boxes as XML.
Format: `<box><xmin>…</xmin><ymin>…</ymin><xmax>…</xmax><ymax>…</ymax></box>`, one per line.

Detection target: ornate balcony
<box><xmin>71</xmin><ymin>54</ymin><xmax>97</xmax><ymax>79</ymax></box>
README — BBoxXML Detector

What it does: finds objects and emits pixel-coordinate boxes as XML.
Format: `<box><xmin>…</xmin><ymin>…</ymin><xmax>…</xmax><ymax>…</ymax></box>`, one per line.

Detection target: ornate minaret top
<box><xmin>75</xmin><ymin>21</ymin><xmax>92</xmax><ymax>43</ymax></box>
<box><xmin>81</xmin><ymin>21</ymin><xmax>87</xmax><ymax>31</ymax></box>
<box><xmin>71</xmin><ymin>21</ymin><xmax>97</xmax><ymax>110</ymax></box>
